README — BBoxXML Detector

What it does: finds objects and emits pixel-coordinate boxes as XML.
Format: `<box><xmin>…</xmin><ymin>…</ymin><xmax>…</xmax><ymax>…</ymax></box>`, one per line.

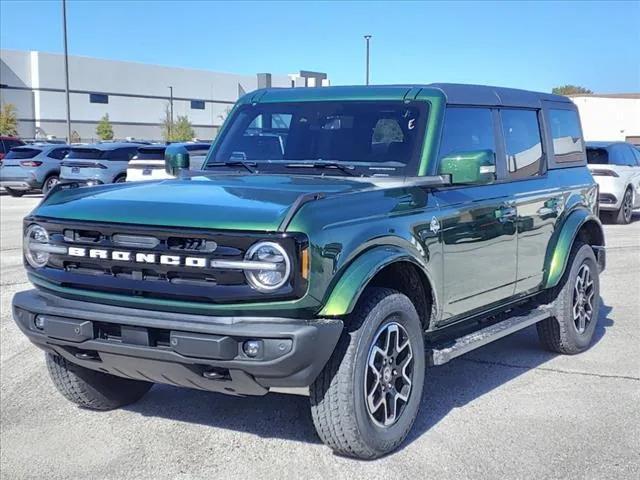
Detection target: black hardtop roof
<box><xmin>248</xmin><ymin>83</ymin><xmax>573</xmax><ymax>109</ymax></box>
<box><xmin>428</xmin><ymin>83</ymin><xmax>573</xmax><ymax>108</ymax></box>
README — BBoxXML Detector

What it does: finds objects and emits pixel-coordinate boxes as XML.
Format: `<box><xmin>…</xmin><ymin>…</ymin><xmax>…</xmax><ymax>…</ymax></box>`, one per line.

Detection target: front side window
<box><xmin>608</xmin><ymin>144</ymin><xmax>637</xmax><ymax>166</ymax></box>
<box><xmin>501</xmin><ymin>109</ymin><xmax>543</xmax><ymax>179</ymax></box>
<box><xmin>549</xmin><ymin>109</ymin><xmax>584</xmax><ymax>162</ymax></box>
<box><xmin>207</xmin><ymin>101</ymin><xmax>428</xmax><ymax>176</ymax></box>
<box><xmin>437</xmin><ymin>107</ymin><xmax>497</xmax><ymax>184</ymax></box>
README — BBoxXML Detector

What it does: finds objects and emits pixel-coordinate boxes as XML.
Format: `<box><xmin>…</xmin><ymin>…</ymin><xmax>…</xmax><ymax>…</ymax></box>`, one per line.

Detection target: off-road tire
<box><xmin>45</xmin><ymin>353</ymin><xmax>153</xmax><ymax>410</ymax></box>
<box><xmin>537</xmin><ymin>241</ymin><xmax>600</xmax><ymax>354</ymax></box>
<box><xmin>310</xmin><ymin>288</ymin><xmax>425</xmax><ymax>459</ymax></box>
<box><xmin>42</xmin><ymin>175</ymin><xmax>59</xmax><ymax>195</ymax></box>
<box><xmin>615</xmin><ymin>188</ymin><xmax>633</xmax><ymax>224</ymax></box>
<box><xmin>5</xmin><ymin>187</ymin><xmax>25</xmax><ymax>197</ymax></box>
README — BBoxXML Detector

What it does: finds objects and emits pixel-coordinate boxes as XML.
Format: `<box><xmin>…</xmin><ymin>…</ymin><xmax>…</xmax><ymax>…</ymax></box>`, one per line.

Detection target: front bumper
<box><xmin>13</xmin><ymin>289</ymin><xmax>343</xmax><ymax>396</ymax></box>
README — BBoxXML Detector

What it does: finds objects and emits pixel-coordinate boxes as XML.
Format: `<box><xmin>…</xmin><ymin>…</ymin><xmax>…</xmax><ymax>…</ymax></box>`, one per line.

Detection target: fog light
<box><xmin>34</xmin><ymin>316</ymin><xmax>45</xmax><ymax>330</ymax></box>
<box><xmin>243</xmin><ymin>340</ymin><xmax>262</xmax><ymax>358</ymax></box>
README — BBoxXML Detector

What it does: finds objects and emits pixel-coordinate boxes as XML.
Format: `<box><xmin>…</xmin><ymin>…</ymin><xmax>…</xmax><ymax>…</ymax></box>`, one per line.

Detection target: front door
<box><xmin>433</xmin><ymin>106</ymin><xmax>518</xmax><ymax>321</ymax></box>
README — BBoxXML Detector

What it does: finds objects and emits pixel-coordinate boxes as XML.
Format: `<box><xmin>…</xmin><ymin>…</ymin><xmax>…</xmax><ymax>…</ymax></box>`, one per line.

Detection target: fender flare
<box><xmin>318</xmin><ymin>245</ymin><xmax>431</xmax><ymax>317</ymax></box>
<box><xmin>543</xmin><ymin>208</ymin><xmax>604</xmax><ymax>289</ymax></box>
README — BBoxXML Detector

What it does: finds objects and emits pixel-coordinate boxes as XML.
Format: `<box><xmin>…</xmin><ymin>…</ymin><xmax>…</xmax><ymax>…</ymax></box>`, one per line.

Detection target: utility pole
<box><xmin>364</xmin><ymin>35</ymin><xmax>372</xmax><ymax>86</ymax></box>
<box><xmin>62</xmin><ymin>0</ymin><xmax>72</xmax><ymax>142</ymax></box>
<box><xmin>168</xmin><ymin>86</ymin><xmax>174</xmax><ymax>139</ymax></box>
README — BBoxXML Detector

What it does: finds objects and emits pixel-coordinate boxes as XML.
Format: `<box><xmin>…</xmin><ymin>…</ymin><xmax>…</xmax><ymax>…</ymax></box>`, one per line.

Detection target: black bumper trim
<box><xmin>13</xmin><ymin>290</ymin><xmax>343</xmax><ymax>395</ymax></box>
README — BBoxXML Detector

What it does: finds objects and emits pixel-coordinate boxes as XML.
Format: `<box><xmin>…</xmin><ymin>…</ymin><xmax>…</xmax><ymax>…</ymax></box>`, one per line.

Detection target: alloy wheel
<box><xmin>364</xmin><ymin>321</ymin><xmax>414</xmax><ymax>427</ymax></box>
<box><xmin>573</xmin><ymin>264</ymin><xmax>595</xmax><ymax>334</ymax></box>
<box><xmin>623</xmin><ymin>190</ymin><xmax>632</xmax><ymax>223</ymax></box>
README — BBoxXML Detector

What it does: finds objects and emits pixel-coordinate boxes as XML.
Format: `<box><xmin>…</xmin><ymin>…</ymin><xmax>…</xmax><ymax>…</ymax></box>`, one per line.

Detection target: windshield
<box><xmin>205</xmin><ymin>101</ymin><xmax>427</xmax><ymax>176</ymax></box>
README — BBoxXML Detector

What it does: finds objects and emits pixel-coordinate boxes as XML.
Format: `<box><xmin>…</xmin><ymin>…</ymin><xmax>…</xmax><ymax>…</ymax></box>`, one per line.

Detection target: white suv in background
<box><xmin>587</xmin><ymin>141</ymin><xmax>640</xmax><ymax>224</ymax></box>
<box><xmin>126</xmin><ymin>142</ymin><xmax>210</xmax><ymax>182</ymax></box>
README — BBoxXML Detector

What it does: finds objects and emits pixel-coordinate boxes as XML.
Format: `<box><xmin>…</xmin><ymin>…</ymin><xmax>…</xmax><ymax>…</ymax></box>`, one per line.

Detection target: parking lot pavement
<box><xmin>1</xmin><ymin>192</ymin><xmax>638</xmax><ymax>480</ymax></box>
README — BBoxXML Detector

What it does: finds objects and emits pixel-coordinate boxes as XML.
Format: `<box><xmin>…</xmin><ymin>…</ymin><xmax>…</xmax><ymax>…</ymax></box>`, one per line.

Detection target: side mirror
<box><xmin>164</xmin><ymin>144</ymin><xmax>190</xmax><ymax>176</ymax></box>
<box><xmin>439</xmin><ymin>149</ymin><xmax>496</xmax><ymax>185</ymax></box>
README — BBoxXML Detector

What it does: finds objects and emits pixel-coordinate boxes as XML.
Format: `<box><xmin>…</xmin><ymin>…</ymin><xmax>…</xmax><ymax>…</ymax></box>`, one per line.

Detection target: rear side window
<box><xmin>47</xmin><ymin>148</ymin><xmax>69</xmax><ymax>160</ymax></box>
<box><xmin>548</xmin><ymin>109</ymin><xmax>584</xmax><ymax>162</ymax></box>
<box><xmin>5</xmin><ymin>148</ymin><xmax>41</xmax><ymax>159</ymax></box>
<box><xmin>438</xmin><ymin>107</ymin><xmax>496</xmax><ymax>162</ymax></box>
<box><xmin>501</xmin><ymin>109</ymin><xmax>543</xmax><ymax>179</ymax></box>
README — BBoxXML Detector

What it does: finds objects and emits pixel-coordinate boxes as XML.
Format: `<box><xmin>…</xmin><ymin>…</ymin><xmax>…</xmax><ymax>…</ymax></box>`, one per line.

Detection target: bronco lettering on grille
<box><xmin>67</xmin><ymin>247</ymin><xmax>208</xmax><ymax>268</ymax></box>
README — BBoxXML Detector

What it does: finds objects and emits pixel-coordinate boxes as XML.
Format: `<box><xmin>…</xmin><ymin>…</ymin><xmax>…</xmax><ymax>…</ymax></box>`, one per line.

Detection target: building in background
<box><xmin>0</xmin><ymin>49</ymin><xmax>329</xmax><ymax>142</ymax></box>
<box><xmin>570</xmin><ymin>93</ymin><xmax>640</xmax><ymax>145</ymax></box>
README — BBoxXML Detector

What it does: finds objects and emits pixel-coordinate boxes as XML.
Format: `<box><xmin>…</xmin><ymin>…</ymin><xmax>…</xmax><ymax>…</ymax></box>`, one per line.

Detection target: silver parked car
<box><xmin>587</xmin><ymin>141</ymin><xmax>640</xmax><ymax>224</ymax></box>
<box><xmin>60</xmin><ymin>142</ymin><xmax>146</xmax><ymax>185</ymax></box>
<box><xmin>0</xmin><ymin>143</ymin><xmax>70</xmax><ymax>197</ymax></box>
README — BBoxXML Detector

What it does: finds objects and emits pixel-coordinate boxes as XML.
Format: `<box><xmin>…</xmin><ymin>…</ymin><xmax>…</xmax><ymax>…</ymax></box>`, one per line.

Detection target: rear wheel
<box><xmin>310</xmin><ymin>288</ymin><xmax>425</xmax><ymax>459</ymax></box>
<box><xmin>42</xmin><ymin>175</ymin><xmax>59</xmax><ymax>195</ymax></box>
<box><xmin>46</xmin><ymin>353</ymin><xmax>153</xmax><ymax>410</ymax></box>
<box><xmin>615</xmin><ymin>188</ymin><xmax>633</xmax><ymax>224</ymax></box>
<box><xmin>114</xmin><ymin>174</ymin><xmax>126</xmax><ymax>183</ymax></box>
<box><xmin>4</xmin><ymin>187</ymin><xmax>25</xmax><ymax>197</ymax></box>
<box><xmin>537</xmin><ymin>242</ymin><xmax>600</xmax><ymax>354</ymax></box>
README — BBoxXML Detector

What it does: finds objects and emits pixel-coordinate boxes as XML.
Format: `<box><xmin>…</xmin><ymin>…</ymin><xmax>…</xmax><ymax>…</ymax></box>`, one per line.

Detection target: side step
<box><xmin>428</xmin><ymin>306</ymin><xmax>552</xmax><ymax>366</ymax></box>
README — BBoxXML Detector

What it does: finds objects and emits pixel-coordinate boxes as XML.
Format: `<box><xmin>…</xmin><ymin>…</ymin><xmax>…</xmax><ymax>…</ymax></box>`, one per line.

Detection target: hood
<box><xmin>33</xmin><ymin>174</ymin><xmax>379</xmax><ymax>231</ymax></box>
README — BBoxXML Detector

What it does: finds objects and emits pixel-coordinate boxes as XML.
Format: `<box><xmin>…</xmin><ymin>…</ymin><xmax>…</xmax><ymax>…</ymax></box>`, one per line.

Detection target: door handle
<box><xmin>495</xmin><ymin>205</ymin><xmax>517</xmax><ymax>222</ymax></box>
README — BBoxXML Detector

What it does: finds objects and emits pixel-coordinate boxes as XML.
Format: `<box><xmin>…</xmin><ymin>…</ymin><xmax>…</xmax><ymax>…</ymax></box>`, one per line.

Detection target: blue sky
<box><xmin>1</xmin><ymin>0</ymin><xmax>638</xmax><ymax>93</ymax></box>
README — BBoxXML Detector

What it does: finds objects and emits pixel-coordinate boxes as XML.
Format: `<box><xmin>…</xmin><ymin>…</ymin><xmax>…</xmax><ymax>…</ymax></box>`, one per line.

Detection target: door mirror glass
<box><xmin>439</xmin><ymin>150</ymin><xmax>496</xmax><ymax>184</ymax></box>
<box><xmin>164</xmin><ymin>144</ymin><xmax>190</xmax><ymax>176</ymax></box>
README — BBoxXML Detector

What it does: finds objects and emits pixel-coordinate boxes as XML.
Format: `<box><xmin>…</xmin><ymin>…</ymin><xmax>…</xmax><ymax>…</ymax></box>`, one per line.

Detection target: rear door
<box><xmin>500</xmin><ymin>107</ymin><xmax>562</xmax><ymax>294</ymax></box>
<box><xmin>433</xmin><ymin>106</ymin><xmax>518</xmax><ymax>321</ymax></box>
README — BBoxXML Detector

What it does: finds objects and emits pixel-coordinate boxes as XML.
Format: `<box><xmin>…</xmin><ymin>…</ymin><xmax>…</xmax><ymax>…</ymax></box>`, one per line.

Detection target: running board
<box><xmin>428</xmin><ymin>306</ymin><xmax>552</xmax><ymax>366</ymax></box>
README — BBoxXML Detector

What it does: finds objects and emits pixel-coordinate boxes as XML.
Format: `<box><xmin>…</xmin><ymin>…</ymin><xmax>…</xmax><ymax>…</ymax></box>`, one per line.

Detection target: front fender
<box><xmin>544</xmin><ymin>208</ymin><xmax>604</xmax><ymax>289</ymax></box>
<box><xmin>318</xmin><ymin>245</ymin><xmax>423</xmax><ymax>317</ymax></box>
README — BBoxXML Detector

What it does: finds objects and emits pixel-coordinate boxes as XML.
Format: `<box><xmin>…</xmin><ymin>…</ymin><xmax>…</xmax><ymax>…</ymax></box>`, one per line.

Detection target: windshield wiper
<box><xmin>285</xmin><ymin>161</ymin><xmax>356</xmax><ymax>176</ymax></box>
<box><xmin>206</xmin><ymin>160</ymin><xmax>256</xmax><ymax>173</ymax></box>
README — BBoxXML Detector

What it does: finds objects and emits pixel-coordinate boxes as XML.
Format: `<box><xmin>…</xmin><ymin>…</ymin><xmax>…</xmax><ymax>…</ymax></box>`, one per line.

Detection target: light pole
<box><xmin>168</xmin><ymin>86</ymin><xmax>174</xmax><ymax>139</ymax></box>
<box><xmin>364</xmin><ymin>35</ymin><xmax>372</xmax><ymax>85</ymax></box>
<box><xmin>62</xmin><ymin>0</ymin><xmax>72</xmax><ymax>142</ymax></box>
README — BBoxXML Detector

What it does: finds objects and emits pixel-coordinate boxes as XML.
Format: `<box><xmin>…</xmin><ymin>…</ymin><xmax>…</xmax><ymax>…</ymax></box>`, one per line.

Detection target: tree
<box><xmin>0</xmin><ymin>103</ymin><xmax>19</xmax><ymax>136</ymax></box>
<box><xmin>96</xmin><ymin>113</ymin><xmax>114</xmax><ymax>140</ymax></box>
<box><xmin>161</xmin><ymin>103</ymin><xmax>195</xmax><ymax>141</ymax></box>
<box><xmin>552</xmin><ymin>85</ymin><xmax>593</xmax><ymax>96</ymax></box>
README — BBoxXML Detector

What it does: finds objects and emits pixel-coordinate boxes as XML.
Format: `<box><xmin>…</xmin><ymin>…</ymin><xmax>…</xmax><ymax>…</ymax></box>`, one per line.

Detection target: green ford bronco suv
<box><xmin>13</xmin><ymin>84</ymin><xmax>605</xmax><ymax>458</ymax></box>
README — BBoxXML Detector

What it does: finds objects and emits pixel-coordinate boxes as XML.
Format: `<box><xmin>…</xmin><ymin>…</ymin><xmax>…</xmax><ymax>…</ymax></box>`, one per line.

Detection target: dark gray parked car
<box><xmin>0</xmin><ymin>143</ymin><xmax>70</xmax><ymax>196</ymax></box>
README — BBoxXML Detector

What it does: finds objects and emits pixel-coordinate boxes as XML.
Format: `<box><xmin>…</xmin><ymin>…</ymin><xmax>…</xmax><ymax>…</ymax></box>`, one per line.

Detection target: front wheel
<box><xmin>46</xmin><ymin>353</ymin><xmax>153</xmax><ymax>410</ymax></box>
<box><xmin>615</xmin><ymin>188</ymin><xmax>633</xmax><ymax>224</ymax></box>
<box><xmin>310</xmin><ymin>288</ymin><xmax>425</xmax><ymax>459</ymax></box>
<box><xmin>537</xmin><ymin>241</ymin><xmax>600</xmax><ymax>354</ymax></box>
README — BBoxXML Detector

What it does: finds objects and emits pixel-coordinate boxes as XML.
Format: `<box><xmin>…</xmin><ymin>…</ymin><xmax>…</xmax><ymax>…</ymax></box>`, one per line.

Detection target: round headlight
<box><xmin>244</xmin><ymin>241</ymin><xmax>291</xmax><ymax>292</ymax></box>
<box><xmin>24</xmin><ymin>224</ymin><xmax>50</xmax><ymax>268</ymax></box>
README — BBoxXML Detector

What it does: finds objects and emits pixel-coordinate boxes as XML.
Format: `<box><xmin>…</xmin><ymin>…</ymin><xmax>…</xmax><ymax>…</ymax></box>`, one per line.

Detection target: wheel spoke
<box><xmin>578</xmin><ymin>311</ymin><xmax>586</xmax><ymax>332</ymax></box>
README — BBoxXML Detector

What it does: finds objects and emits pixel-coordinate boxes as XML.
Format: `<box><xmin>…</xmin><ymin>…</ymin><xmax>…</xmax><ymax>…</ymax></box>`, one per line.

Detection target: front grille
<box><xmin>29</xmin><ymin>218</ymin><xmax>307</xmax><ymax>304</ymax></box>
